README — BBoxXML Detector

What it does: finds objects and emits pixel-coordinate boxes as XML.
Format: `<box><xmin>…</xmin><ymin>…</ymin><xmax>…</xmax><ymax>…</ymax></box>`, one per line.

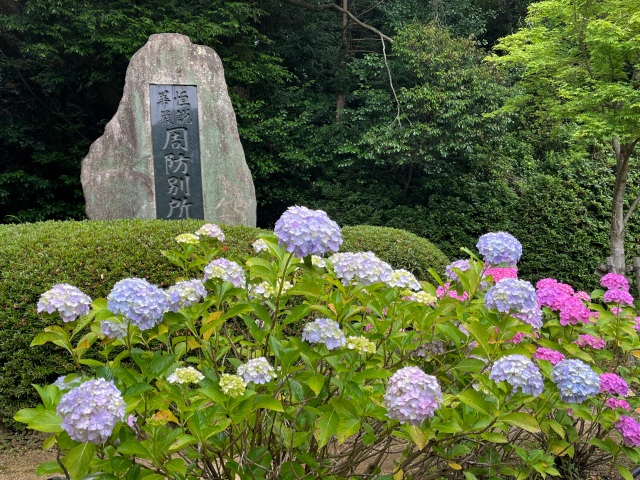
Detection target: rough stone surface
<box><xmin>81</xmin><ymin>33</ymin><xmax>256</xmax><ymax>226</ymax></box>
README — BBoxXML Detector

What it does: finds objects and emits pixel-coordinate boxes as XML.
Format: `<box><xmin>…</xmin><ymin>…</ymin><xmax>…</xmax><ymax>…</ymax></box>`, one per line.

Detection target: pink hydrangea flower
<box><xmin>611</xmin><ymin>306</ymin><xmax>622</xmax><ymax>315</ymax></box>
<box><xmin>536</xmin><ymin>278</ymin><xmax>574</xmax><ymax>311</ymax></box>
<box><xmin>533</xmin><ymin>347</ymin><xmax>565</xmax><ymax>365</ymax></box>
<box><xmin>616</xmin><ymin>416</ymin><xmax>640</xmax><ymax>446</ymax></box>
<box><xmin>574</xmin><ymin>334</ymin><xmax>606</xmax><ymax>350</ymax></box>
<box><xmin>600</xmin><ymin>373</ymin><xmax>629</xmax><ymax>396</ymax></box>
<box><xmin>573</xmin><ymin>291</ymin><xmax>591</xmax><ymax>302</ymax></box>
<box><xmin>605</xmin><ymin>398</ymin><xmax>630</xmax><ymax>411</ymax></box>
<box><xmin>484</xmin><ymin>266</ymin><xmax>518</xmax><ymax>283</ymax></box>
<box><xmin>436</xmin><ymin>283</ymin><xmax>469</xmax><ymax>301</ymax></box>
<box><xmin>559</xmin><ymin>296</ymin><xmax>592</xmax><ymax>326</ymax></box>
<box><xmin>634</xmin><ymin>316</ymin><xmax>640</xmax><ymax>331</ymax></box>
<box><xmin>600</xmin><ymin>273</ymin><xmax>629</xmax><ymax>291</ymax></box>
<box><xmin>604</xmin><ymin>288</ymin><xmax>634</xmax><ymax>305</ymax></box>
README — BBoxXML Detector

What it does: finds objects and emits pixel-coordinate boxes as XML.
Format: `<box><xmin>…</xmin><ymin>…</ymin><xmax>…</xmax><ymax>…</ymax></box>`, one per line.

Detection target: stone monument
<box><xmin>81</xmin><ymin>33</ymin><xmax>256</xmax><ymax>226</ymax></box>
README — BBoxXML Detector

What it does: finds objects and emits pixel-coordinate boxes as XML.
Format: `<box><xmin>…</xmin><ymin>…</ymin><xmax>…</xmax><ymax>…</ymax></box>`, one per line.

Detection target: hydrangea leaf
<box><xmin>314</xmin><ymin>407</ymin><xmax>339</xmax><ymax>448</ymax></box>
<box><xmin>458</xmin><ymin>389</ymin><xmax>493</xmax><ymax>417</ymax></box>
<box><xmin>500</xmin><ymin>412</ymin><xmax>541</xmax><ymax>433</ymax></box>
<box><xmin>62</xmin><ymin>441</ymin><xmax>97</xmax><ymax>480</ymax></box>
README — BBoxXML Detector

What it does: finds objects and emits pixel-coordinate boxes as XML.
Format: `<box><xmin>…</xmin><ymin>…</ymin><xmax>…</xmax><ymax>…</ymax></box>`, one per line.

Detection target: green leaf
<box><xmin>14</xmin><ymin>408</ymin><xmax>39</xmax><ymax>424</ymax></box>
<box><xmin>617</xmin><ymin>464</ymin><xmax>634</xmax><ymax>480</ymax></box>
<box><xmin>118</xmin><ymin>440</ymin><xmax>152</xmax><ymax>459</ymax></box>
<box><xmin>480</xmin><ymin>432</ymin><xmax>508</xmax><ymax>443</ymax></box>
<box><xmin>149</xmin><ymin>354</ymin><xmax>177</xmax><ymax>377</ymax></box>
<box><xmin>307</xmin><ymin>374</ymin><xmax>325</xmax><ymax>396</ymax></box>
<box><xmin>458</xmin><ymin>389</ymin><xmax>493</xmax><ymax>416</ymax></box>
<box><xmin>36</xmin><ymin>461</ymin><xmax>63</xmax><ymax>476</ymax></box>
<box><xmin>286</xmin><ymin>280</ymin><xmax>322</xmax><ymax>298</ymax></box>
<box><xmin>27</xmin><ymin>410</ymin><xmax>62</xmax><ymax>433</ymax></box>
<box><xmin>314</xmin><ymin>408</ymin><xmax>339</xmax><ymax>448</ymax></box>
<box><xmin>500</xmin><ymin>412</ymin><xmax>541</xmax><ymax>433</ymax></box>
<box><xmin>253</xmin><ymin>395</ymin><xmax>284</xmax><ymax>412</ymax></box>
<box><xmin>223</xmin><ymin>302</ymin><xmax>254</xmax><ymax>320</ymax></box>
<box><xmin>283</xmin><ymin>303</ymin><xmax>312</xmax><ymax>326</ymax></box>
<box><xmin>406</xmin><ymin>425</ymin><xmax>428</xmax><ymax>450</ymax></box>
<box><xmin>62</xmin><ymin>442</ymin><xmax>97</xmax><ymax>479</ymax></box>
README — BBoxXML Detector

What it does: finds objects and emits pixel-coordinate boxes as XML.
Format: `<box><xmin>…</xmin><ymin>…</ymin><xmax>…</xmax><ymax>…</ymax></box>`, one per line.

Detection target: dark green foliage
<box><xmin>0</xmin><ymin>220</ymin><xmax>447</xmax><ymax>427</ymax></box>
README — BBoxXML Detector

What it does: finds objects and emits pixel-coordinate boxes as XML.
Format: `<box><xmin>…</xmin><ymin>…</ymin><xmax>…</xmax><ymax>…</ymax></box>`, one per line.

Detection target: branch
<box><xmin>622</xmin><ymin>135</ymin><xmax>640</xmax><ymax>227</ymax></box>
<box><xmin>281</xmin><ymin>0</ymin><xmax>394</xmax><ymax>43</ymax></box>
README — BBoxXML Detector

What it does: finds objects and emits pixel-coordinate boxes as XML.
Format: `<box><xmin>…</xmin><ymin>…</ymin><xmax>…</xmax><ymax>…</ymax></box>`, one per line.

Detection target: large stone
<box><xmin>81</xmin><ymin>33</ymin><xmax>256</xmax><ymax>226</ymax></box>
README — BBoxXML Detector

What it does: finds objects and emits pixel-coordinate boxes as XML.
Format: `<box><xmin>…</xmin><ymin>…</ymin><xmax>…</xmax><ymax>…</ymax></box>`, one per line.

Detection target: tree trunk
<box><xmin>609</xmin><ymin>138</ymin><xmax>633</xmax><ymax>273</ymax></box>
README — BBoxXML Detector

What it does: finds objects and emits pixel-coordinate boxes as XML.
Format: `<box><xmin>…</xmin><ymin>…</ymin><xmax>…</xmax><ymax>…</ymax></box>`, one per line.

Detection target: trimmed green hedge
<box><xmin>0</xmin><ymin>219</ymin><xmax>448</xmax><ymax>427</ymax></box>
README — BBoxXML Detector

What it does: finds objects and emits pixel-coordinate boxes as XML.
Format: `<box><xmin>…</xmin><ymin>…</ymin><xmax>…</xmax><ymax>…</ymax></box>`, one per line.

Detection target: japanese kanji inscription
<box><xmin>149</xmin><ymin>85</ymin><xmax>204</xmax><ymax>219</ymax></box>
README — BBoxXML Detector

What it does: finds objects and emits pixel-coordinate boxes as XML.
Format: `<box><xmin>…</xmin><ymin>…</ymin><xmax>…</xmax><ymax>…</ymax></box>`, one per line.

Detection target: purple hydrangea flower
<box><xmin>489</xmin><ymin>355</ymin><xmax>544</xmax><ymax>397</ymax></box>
<box><xmin>237</xmin><ymin>357</ymin><xmax>277</xmax><ymax>384</ymax></box>
<box><xmin>166</xmin><ymin>279</ymin><xmax>206</xmax><ymax>312</ymax></box>
<box><xmin>56</xmin><ymin>378</ymin><xmax>125</xmax><ymax>444</ymax></box>
<box><xmin>476</xmin><ymin>232</ymin><xmax>522</xmax><ymax>266</ymax></box>
<box><xmin>601</xmin><ymin>273</ymin><xmax>629</xmax><ymax>291</ymax></box>
<box><xmin>445</xmin><ymin>259</ymin><xmax>471</xmax><ymax>282</ymax></box>
<box><xmin>600</xmin><ymin>373</ymin><xmax>629</xmax><ymax>396</ymax></box>
<box><xmin>107</xmin><ymin>278</ymin><xmax>168</xmax><ymax>331</ymax></box>
<box><xmin>384</xmin><ymin>366</ymin><xmax>442</xmax><ymax>425</ymax></box>
<box><xmin>603</xmin><ymin>288</ymin><xmax>634</xmax><ymax>305</ymax></box>
<box><xmin>100</xmin><ymin>320</ymin><xmax>128</xmax><ymax>340</ymax></box>
<box><xmin>302</xmin><ymin>318</ymin><xmax>346</xmax><ymax>350</ymax></box>
<box><xmin>329</xmin><ymin>252</ymin><xmax>393</xmax><ymax>286</ymax></box>
<box><xmin>513</xmin><ymin>306</ymin><xmax>543</xmax><ymax>329</ymax></box>
<box><xmin>616</xmin><ymin>416</ymin><xmax>640</xmax><ymax>446</ymax></box>
<box><xmin>388</xmin><ymin>269</ymin><xmax>421</xmax><ymax>291</ymax></box>
<box><xmin>605</xmin><ymin>398</ymin><xmax>631</xmax><ymax>411</ymax></box>
<box><xmin>484</xmin><ymin>279</ymin><xmax>537</xmax><ymax>314</ymax></box>
<box><xmin>533</xmin><ymin>347</ymin><xmax>565</xmax><ymax>365</ymax></box>
<box><xmin>195</xmin><ymin>223</ymin><xmax>225</xmax><ymax>242</ymax></box>
<box><xmin>559</xmin><ymin>296</ymin><xmax>592</xmax><ymax>326</ymax></box>
<box><xmin>551</xmin><ymin>359</ymin><xmax>600</xmax><ymax>404</ymax></box>
<box><xmin>37</xmin><ymin>284</ymin><xmax>92</xmax><ymax>323</ymax></box>
<box><xmin>203</xmin><ymin>258</ymin><xmax>246</xmax><ymax>288</ymax></box>
<box><xmin>274</xmin><ymin>206</ymin><xmax>342</xmax><ymax>258</ymax></box>
<box><xmin>53</xmin><ymin>375</ymin><xmax>82</xmax><ymax>392</ymax></box>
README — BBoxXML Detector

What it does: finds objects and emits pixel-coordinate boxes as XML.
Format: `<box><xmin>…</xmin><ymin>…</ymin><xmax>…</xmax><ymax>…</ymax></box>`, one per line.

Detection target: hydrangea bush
<box><xmin>16</xmin><ymin>214</ymin><xmax>640</xmax><ymax>480</ymax></box>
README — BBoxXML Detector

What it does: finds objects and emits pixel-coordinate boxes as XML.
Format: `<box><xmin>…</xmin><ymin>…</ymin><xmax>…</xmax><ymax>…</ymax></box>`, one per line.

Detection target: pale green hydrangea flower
<box><xmin>175</xmin><ymin>233</ymin><xmax>199</xmax><ymax>245</ymax></box>
<box><xmin>409</xmin><ymin>291</ymin><xmax>436</xmax><ymax>305</ymax></box>
<box><xmin>219</xmin><ymin>374</ymin><xmax>247</xmax><ymax>398</ymax></box>
<box><xmin>347</xmin><ymin>336</ymin><xmax>376</xmax><ymax>354</ymax></box>
<box><xmin>167</xmin><ymin>366</ymin><xmax>204</xmax><ymax>385</ymax></box>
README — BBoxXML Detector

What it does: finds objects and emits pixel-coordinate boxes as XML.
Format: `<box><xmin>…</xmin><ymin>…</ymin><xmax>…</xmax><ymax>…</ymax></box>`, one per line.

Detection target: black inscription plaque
<box><xmin>150</xmin><ymin>84</ymin><xmax>204</xmax><ymax>219</ymax></box>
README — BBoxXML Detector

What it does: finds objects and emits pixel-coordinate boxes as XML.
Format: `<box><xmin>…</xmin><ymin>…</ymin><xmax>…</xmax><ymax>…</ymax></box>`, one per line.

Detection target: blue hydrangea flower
<box><xmin>56</xmin><ymin>378</ymin><xmax>125</xmax><ymax>444</ymax></box>
<box><xmin>388</xmin><ymin>269</ymin><xmax>421</xmax><ymax>291</ymax></box>
<box><xmin>237</xmin><ymin>357</ymin><xmax>277</xmax><ymax>385</ymax></box>
<box><xmin>252</xmin><ymin>238</ymin><xmax>269</xmax><ymax>253</ymax></box>
<box><xmin>485</xmin><ymin>278</ymin><xmax>537</xmax><ymax>314</ymax></box>
<box><xmin>446</xmin><ymin>259</ymin><xmax>472</xmax><ymax>282</ymax></box>
<box><xmin>477</xmin><ymin>232</ymin><xmax>522</xmax><ymax>266</ymax></box>
<box><xmin>203</xmin><ymin>258</ymin><xmax>246</xmax><ymax>288</ymax></box>
<box><xmin>53</xmin><ymin>375</ymin><xmax>82</xmax><ymax>392</ymax></box>
<box><xmin>166</xmin><ymin>279</ymin><xmax>206</xmax><ymax>312</ymax></box>
<box><xmin>384</xmin><ymin>366</ymin><xmax>442</xmax><ymax>425</ymax></box>
<box><xmin>37</xmin><ymin>283</ymin><xmax>92</xmax><ymax>323</ymax></box>
<box><xmin>107</xmin><ymin>278</ymin><xmax>168</xmax><ymax>331</ymax></box>
<box><xmin>302</xmin><ymin>318</ymin><xmax>346</xmax><ymax>350</ymax></box>
<box><xmin>552</xmin><ymin>359</ymin><xmax>600</xmax><ymax>404</ymax></box>
<box><xmin>274</xmin><ymin>206</ymin><xmax>342</xmax><ymax>258</ymax></box>
<box><xmin>195</xmin><ymin>223</ymin><xmax>225</xmax><ymax>242</ymax></box>
<box><xmin>101</xmin><ymin>320</ymin><xmax>128</xmax><ymax>340</ymax></box>
<box><xmin>329</xmin><ymin>251</ymin><xmax>393</xmax><ymax>286</ymax></box>
<box><xmin>489</xmin><ymin>355</ymin><xmax>543</xmax><ymax>397</ymax></box>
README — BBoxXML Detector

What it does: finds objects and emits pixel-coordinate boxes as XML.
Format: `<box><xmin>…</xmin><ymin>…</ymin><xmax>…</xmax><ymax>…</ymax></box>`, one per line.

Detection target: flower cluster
<box><xmin>302</xmin><ymin>318</ymin><xmax>346</xmax><ymax>350</ymax></box>
<box><xmin>249</xmin><ymin>280</ymin><xmax>293</xmax><ymax>300</ymax></box>
<box><xmin>384</xmin><ymin>366</ymin><xmax>442</xmax><ymax>425</ymax></box>
<box><xmin>514</xmin><ymin>306</ymin><xmax>543</xmax><ymax>329</ymax></box>
<box><xmin>203</xmin><ymin>258</ymin><xmax>246</xmax><ymax>288</ymax></box>
<box><xmin>346</xmin><ymin>336</ymin><xmax>376</xmax><ymax>354</ymax></box>
<box><xmin>175</xmin><ymin>233</ymin><xmax>199</xmax><ymax>244</ymax></box>
<box><xmin>574</xmin><ymin>334</ymin><xmax>606</xmax><ymax>350</ymax></box>
<box><xmin>616</xmin><ymin>416</ymin><xmax>640</xmax><ymax>446</ymax></box>
<box><xmin>484</xmin><ymin>279</ymin><xmax>537</xmax><ymax>314</ymax></box>
<box><xmin>329</xmin><ymin>252</ymin><xmax>393</xmax><ymax>286</ymax></box>
<box><xmin>252</xmin><ymin>238</ymin><xmax>269</xmax><ymax>253</ymax></box>
<box><xmin>436</xmin><ymin>283</ymin><xmax>469</xmax><ymax>301</ymax></box>
<box><xmin>533</xmin><ymin>347</ymin><xmax>565</xmax><ymax>365</ymax></box>
<box><xmin>536</xmin><ymin>278</ymin><xmax>574</xmax><ymax>311</ymax></box>
<box><xmin>237</xmin><ymin>357</ymin><xmax>277</xmax><ymax>384</ymax></box>
<box><xmin>53</xmin><ymin>375</ymin><xmax>82</xmax><ymax>392</ymax></box>
<box><xmin>274</xmin><ymin>206</ymin><xmax>342</xmax><ymax>258</ymax></box>
<box><xmin>606</xmin><ymin>398</ymin><xmax>631</xmax><ymax>411</ymax></box>
<box><xmin>485</xmin><ymin>266</ymin><xmax>518</xmax><ymax>283</ymax></box>
<box><xmin>445</xmin><ymin>259</ymin><xmax>471</xmax><ymax>282</ymax></box>
<box><xmin>552</xmin><ymin>359</ymin><xmax>600</xmax><ymax>403</ymax></box>
<box><xmin>167</xmin><ymin>366</ymin><xmax>205</xmax><ymax>385</ymax></box>
<box><xmin>57</xmin><ymin>379</ymin><xmax>125</xmax><ymax>444</ymax></box>
<box><xmin>476</xmin><ymin>232</ymin><xmax>522</xmax><ymax>266</ymax></box>
<box><xmin>166</xmin><ymin>279</ymin><xmax>206</xmax><ymax>312</ymax></box>
<box><xmin>37</xmin><ymin>284</ymin><xmax>92</xmax><ymax>323</ymax></box>
<box><xmin>408</xmin><ymin>291</ymin><xmax>437</xmax><ymax>305</ymax></box>
<box><xmin>195</xmin><ymin>223</ymin><xmax>225</xmax><ymax>242</ymax></box>
<box><xmin>558</xmin><ymin>296</ymin><xmax>592</xmax><ymax>326</ymax></box>
<box><xmin>101</xmin><ymin>320</ymin><xmax>128</xmax><ymax>340</ymax></box>
<box><xmin>388</xmin><ymin>269</ymin><xmax>421</xmax><ymax>291</ymax></box>
<box><xmin>599</xmin><ymin>373</ymin><xmax>628</xmax><ymax>396</ymax></box>
<box><xmin>219</xmin><ymin>374</ymin><xmax>247</xmax><ymax>398</ymax></box>
<box><xmin>489</xmin><ymin>355</ymin><xmax>544</xmax><ymax>397</ymax></box>
<box><xmin>600</xmin><ymin>273</ymin><xmax>634</xmax><ymax>306</ymax></box>
<box><xmin>107</xmin><ymin>278</ymin><xmax>168</xmax><ymax>331</ymax></box>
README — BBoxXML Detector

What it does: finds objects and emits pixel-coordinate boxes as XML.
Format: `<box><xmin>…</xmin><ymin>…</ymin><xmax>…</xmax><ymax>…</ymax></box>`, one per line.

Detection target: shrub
<box><xmin>14</xmin><ymin>210</ymin><xmax>640</xmax><ymax>479</ymax></box>
<box><xmin>0</xmin><ymin>219</ymin><xmax>447</xmax><ymax>427</ymax></box>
